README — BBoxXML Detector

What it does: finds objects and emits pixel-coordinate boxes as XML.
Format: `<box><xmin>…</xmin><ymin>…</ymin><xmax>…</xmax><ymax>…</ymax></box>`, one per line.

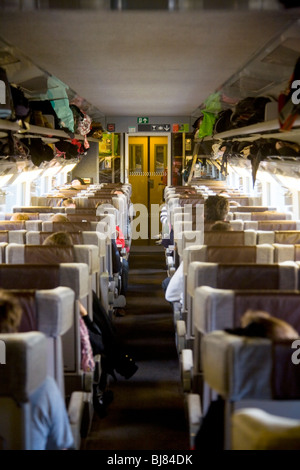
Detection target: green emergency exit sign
<box><xmin>137</xmin><ymin>117</ymin><xmax>149</xmax><ymax>124</ymax></box>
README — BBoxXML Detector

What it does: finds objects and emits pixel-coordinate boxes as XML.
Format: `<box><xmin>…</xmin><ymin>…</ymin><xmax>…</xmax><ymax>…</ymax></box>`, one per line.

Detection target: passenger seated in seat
<box><xmin>195</xmin><ymin>310</ymin><xmax>299</xmax><ymax>451</ymax></box>
<box><xmin>228</xmin><ymin>309</ymin><xmax>299</xmax><ymax>340</ymax></box>
<box><xmin>71</xmin><ymin>177</ymin><xmax>86</xmax><ymax>188</ymax></box>
<box><xmin>57</xmin><ymin>197</ymin><xmax>76</xmax><ymax>208</ymax></box>
<box><xmin>95</xmin><ymin>200</ymin><xmax>129</xmax><ymax>315</ymax></box>
<box><xmin>0</xmin><ymin>289</ymin><xmax>74</xmax><ymax>450</ymax></box>
<box><xmin>204</xmin><ymin>195</ymin><xmax>229</xmax><ymax>230</ymax></box>
<box><xmin>50</xmin><ymin>214</ymin><xmax>70</xmax><ymax>222</ymax></box>
<box><xmin>43</xmin><ymin>232</ymin><xmax>138</xmax><ymax>416</ymax></box>
<box><xmin>115</xmin><ymin>226</ymin><xmax>129</xmax><ymax>300</ymax></box>
<box><xmin>163</xmin><ymin>210</ymin><xmax>231</xmax><ymax>302</ymax></box>
<box><xmin>10</xmin><ymin>213</ymin><xmax>29</xmax><ymax>221</ymax></box>
<box><xmin>43</xmin><ymin>231</ymin><xmax>95</xmax><ymax>371</ymax></box>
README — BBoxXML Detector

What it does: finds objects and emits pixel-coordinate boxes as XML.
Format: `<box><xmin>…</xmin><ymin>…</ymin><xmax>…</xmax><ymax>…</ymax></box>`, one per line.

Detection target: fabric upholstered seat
<box><xmin>179</xmin><ymin>261</ymin><xmax>298</xmax><ymax>355</ymax></box>
<box><xmin>231</xmin><ymin>408</ymin><xmax>300</xmax><ymax>450</ymax></box>
<box><xmin>0</xmin><ymin>331</ymin><xmax>47</xmax><ymax>449</ymax></box>
<box><xmin>183</xmin><ymin>287</ymin><xmax>300</xmax><ymax>443</ymax></box>
<box><xmin>14</xmin><ymin>286</ymin><xmax>74</xmax><ymax>397</ymax></box>
<box><xmin>201</xmin><ymin>331</ymin><xmax>300</xmax><ymax>449</ymax></box>
<box><xmin>0</xmin><ymin>261</ymin><xmax>91</xmax><ymax>389</ymax></box>
<box><xmin>178</xmin><ymin>243</ymin><xmax>274</xmax><ymax>346</ymax></box>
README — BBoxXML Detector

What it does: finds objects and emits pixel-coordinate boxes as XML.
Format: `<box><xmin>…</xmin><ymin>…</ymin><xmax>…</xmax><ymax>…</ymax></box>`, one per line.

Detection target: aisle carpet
<box><xmin>81</xmin><ymin>245</ymin><xmax>190</xmax><ymax>450</ymax></box>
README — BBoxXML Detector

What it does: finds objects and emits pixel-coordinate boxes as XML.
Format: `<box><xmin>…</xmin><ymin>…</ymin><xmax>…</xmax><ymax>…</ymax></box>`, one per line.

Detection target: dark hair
<box><xmin>71</xmin><ymin>177</ymin><xmax>85</xmax><ymax>185</ymax></box>
<box><xmin>43</xmin><ymin>231</ymin><xmax>73</xmax><ymax>246</ymax></box>
<box><xmin>0</xmin><ymin>290</ymin><xmax>23</xmax><ymax>333</ymax></box>
<box><xmin>241</xmin><ymin>310</ymin><xmax>299</xmax><ymax>340</ymax></box>
<box><xmin>204</xmin><ymin>195</ymin><xmax>229</xmax><ymax>222</ymax></box>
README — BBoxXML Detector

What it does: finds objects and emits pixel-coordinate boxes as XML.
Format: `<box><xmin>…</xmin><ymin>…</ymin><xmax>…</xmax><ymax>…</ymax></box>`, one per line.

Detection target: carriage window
<box><xmin>154</xmin><ymin>144</ymin><xmax>167</xmax><ymax>173</ymax></box>
<box><xmin>129</xmin><ymin>144</ymin><xmax>143</xmax><ymax>173</ymax></box>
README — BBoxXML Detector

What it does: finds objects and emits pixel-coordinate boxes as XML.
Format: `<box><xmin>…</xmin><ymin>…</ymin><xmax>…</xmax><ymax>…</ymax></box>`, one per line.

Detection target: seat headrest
<box><xmin>0</xmin><ymin>331</ymin><xmax>47</xmax><ymax>402</ymax></box>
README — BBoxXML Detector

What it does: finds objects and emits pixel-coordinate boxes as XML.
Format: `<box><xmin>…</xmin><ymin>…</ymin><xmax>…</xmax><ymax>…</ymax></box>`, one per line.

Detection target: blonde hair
<box><xmin>241</xmin><ymin>310</ymin><xmax>299</xmax><ymax>341</ymax></box>
<box><xmin>0</xmin><ymin>290</ymin><xmax>23</xmax><ymax>333</ymax></box>
<box><xmin>50</xmin><ymin>214</ymin><xmax>69</xmax><ymax>223</ymax></box>
<box><xmin>10</xmin><ymin>213</ymin><xmax>29</xmax><ymax>221</ymax></box>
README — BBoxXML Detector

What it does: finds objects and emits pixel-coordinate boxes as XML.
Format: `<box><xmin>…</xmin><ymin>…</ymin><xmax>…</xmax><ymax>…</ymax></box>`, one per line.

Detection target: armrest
<box><xmin>181</xmin><ymin>348</ymin><xmax>194</xmax><ymax>393</ymax></box>
<box><xmin>186</xmin><ymin>393</ymin><xmax>202</xmax><ymax>450</ymax></box>
<box><xmin>176</xmin><ymin>319</ymin><xmax>186</xmax><ymax>353</ymax></box>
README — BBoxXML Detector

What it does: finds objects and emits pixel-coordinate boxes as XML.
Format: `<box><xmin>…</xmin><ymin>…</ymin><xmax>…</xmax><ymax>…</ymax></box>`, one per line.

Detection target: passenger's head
<box><xmin>210</xmin><ymin>221</ymin><xmax>233</xmax><ymax>231</ymax></box>
<box><xmin>204</xmin><ymin>195</ymin><xmax>229</xmax><ymax>222</ymax></box>
<box><xmin>111</xmin><ymin>189</ymin><xmax>124</xmax><ymax>195</ymax></box>
<box><xmin>61</xmin><ymin>198</ymin><xmax>76</xmax><ymax>208</ymax></box>
<box><xmin>10</xmin><ymin>213</ymin><xmax>29</xmax><ymax>221</ymax></box>
<box><xmin>50</xmin><ymin>214</ymin><xmax>69</xmax><ymax>223</ymax></box>
<box><xmin>71</xmin><ymin>177</ymin><xmax>85</xmax><ymax>187</ymax></box>
<box><xmin>241</xmin><ymin>310</ymin><xmax>299</xmax><ymax>341</ymax></box>
<box><xmin>0</xmin><ymin>290</ymin><xmax>22</xmax><ymax>333</ymax></box>
<box><xmin>43</xmin><ymin>231</ymin><xmax>73</xmax><ymax>246</ymax></box>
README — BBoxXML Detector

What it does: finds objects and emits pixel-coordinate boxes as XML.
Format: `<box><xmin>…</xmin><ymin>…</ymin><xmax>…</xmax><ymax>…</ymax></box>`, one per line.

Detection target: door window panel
<box><xmin>154</xmin><ymin>144</ymin><xmax>167</xmax><ymax>173</ymax></box>
<box><xmin>130</xmin><ymin>144</ymin><xmax>144</xmax><ymax>173</ymax></box>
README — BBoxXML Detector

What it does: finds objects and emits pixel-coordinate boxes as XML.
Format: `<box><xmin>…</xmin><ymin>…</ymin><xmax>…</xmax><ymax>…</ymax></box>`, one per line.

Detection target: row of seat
<box><xmin>32</xmin><ymin>182</ymin><xmax>132</xmax><ymax>242</ymax></box>
<box><xmin>0</xmin><ymin>182</ymin><xmax>133</xmax><ymax>449</ymax></box>
<box><xmin>162</xmin><ymin>183</ymin><xmax>300</xmax><ymax>450</ymax></box>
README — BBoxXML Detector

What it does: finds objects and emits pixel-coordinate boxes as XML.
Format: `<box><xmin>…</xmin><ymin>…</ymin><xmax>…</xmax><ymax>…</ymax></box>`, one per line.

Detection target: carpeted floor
<box><xmin>81</xmin><ymin>245</ymin><xmax>190</xmax><ymax>450</ymax></box>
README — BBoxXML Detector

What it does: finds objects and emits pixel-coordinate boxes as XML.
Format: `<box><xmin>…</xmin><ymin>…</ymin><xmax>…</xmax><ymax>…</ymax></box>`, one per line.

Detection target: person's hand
<box><xmin>79</xmin><ymin>302</ymin><xmax>88</xmax><ymax>317</ymax></box>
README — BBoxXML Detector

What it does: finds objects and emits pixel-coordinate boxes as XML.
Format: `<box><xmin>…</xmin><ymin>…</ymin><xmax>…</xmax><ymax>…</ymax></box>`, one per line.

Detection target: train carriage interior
<box><xmin>1</xmin><ymin>0</ymin><xmax>300</xmax><ymax>454</ymax></box>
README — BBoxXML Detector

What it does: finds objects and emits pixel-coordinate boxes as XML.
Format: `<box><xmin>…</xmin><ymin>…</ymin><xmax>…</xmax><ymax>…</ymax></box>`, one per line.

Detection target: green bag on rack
<box><xmin>197</xmin><ymin>110</ymin><xmax>217</xmax><ymax>139</ymax></box>
<box><xmin>203</xmin><ymin>92</ymin><xmax>222</xmax><ymax>114</ymax></box>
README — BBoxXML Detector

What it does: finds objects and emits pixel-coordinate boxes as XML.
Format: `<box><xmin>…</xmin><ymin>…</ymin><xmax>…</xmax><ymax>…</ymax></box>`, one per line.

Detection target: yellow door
<box><xmin>149</xmin><ymin>137</ymin><xmax>168</xmax><ymax>239</ymax></box>
<box><xmin>128</xmin><ymin>137</ymin><xmax>148</xmax><ymax>208</ymax></box>
<box><xmin>128</xmin><ymin>136</ymin><xmax>168</xmax><ymax>243</ymax></box>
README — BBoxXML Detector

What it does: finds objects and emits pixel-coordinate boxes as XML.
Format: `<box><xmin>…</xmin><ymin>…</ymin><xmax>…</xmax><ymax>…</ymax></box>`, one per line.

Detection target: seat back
<box><xmin>227</xmin><ymin>196</ymin><xmax>262</xmax><ymax>206</ymax></box>
<box><xmin>194</xmin><ymin>286</ymin><xmax>300</xmax><ymax>336</ymax></box>
<box><xmin>273</xmin><ymin>244</ymin><xmax>300</xmax><ymax>263</ymax></box>
<box><xmin>0</xmin><ymin>229</ymin><xmax>26</xmax><ymax>244</ymax></box>
<box><xmin>6</xmin><ymin>243</ymin><xmax>98</xmax><ymax>317</ymax></box>
<box><xmin>0</xmin><ymin>263</ymin><xmax>89</xmax><ymax>384</ymax></box>
<box><xmin>234</xmin><ymin>211</ymin><xmax>292</xmax><ymax>221</ymax></box>
<box><xmin>0</xmin><ymin>331</ymin><xmax>47</xmax><ymax>450</ymax></box>
<box><xmin>41</xmin><ymin>220</ymin><xmax>114</xmax><ymax>276</ymax></box>
<box><xmin>41</xmin><ymin>220</ymin><xmax>99</xmax><ymax>232</ymax></box>
<box><xmin>15</xmin><ymin>287</ymin><xmax>74</xmax><ymax>396</ymax></box>
<box><xmin>184</xmin><ymin>244</ymin><xmax>274</xmax><ymax>266</ymax></box>
<box><xmin>230</xmin><ymin>206</ymin><xmax>276</xmax><ymax>213</ymax></box>
<box><xmin>12</xmin><ymin>206</ymin><xmax>65</xmax><ymax>214</ymax></box>
<box><xmin>180</xmin><ymin>243</ymin><xmax>274</xmax><ymax>335</ymax></box>
<box><xmin>26</xmin><ymin>230</ymin><xmax>107</xmax><ymax>295</ymax></box>
<box><xmin>176</xmin><ymin>230</ymin><xmax>204</xmax><ymax>260</ymax></box>
<box><xmin>193</xmin><ymin>286</ymin><xmax>300</xmax><ymax>411</ymax></box>
<box><xmin>204</xmin><ymin>230</ymin><xmax>256</xmax><ymax>246</ymax></box>
<box><xmin>245</xmin><ymin>220</ymin><xmax>300</xmax><ymax>231</ymax></box>
<box><xmin>231</xmin><ymin>407</ymin><xmax>300</xmax><ymax>450</ymax></box>
<box><xmin>0</xmin><ymin>220</ymin><xmax>42</xmax><ymax>231</ymax></box>
<box><xmin>1</xmin><ymin>212</ymin><xmax>54</xmax><ymax>222</ymax></box>
<box><xmin>186</xmin><ymin>261</ymin><xmax>298</xmax><ymax>341</ymax></box>
<box><xmin>201</xmin><ymin>330</ymin><xmax>300</xmax><ymax>449</ymax></box>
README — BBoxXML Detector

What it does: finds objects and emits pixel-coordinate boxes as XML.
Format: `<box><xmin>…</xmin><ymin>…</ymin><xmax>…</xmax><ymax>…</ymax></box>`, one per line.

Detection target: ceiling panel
<box><xmin>0</xmin><ymin>6</ymin><xmax>299</xmax><ymax>119</ymax></box>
